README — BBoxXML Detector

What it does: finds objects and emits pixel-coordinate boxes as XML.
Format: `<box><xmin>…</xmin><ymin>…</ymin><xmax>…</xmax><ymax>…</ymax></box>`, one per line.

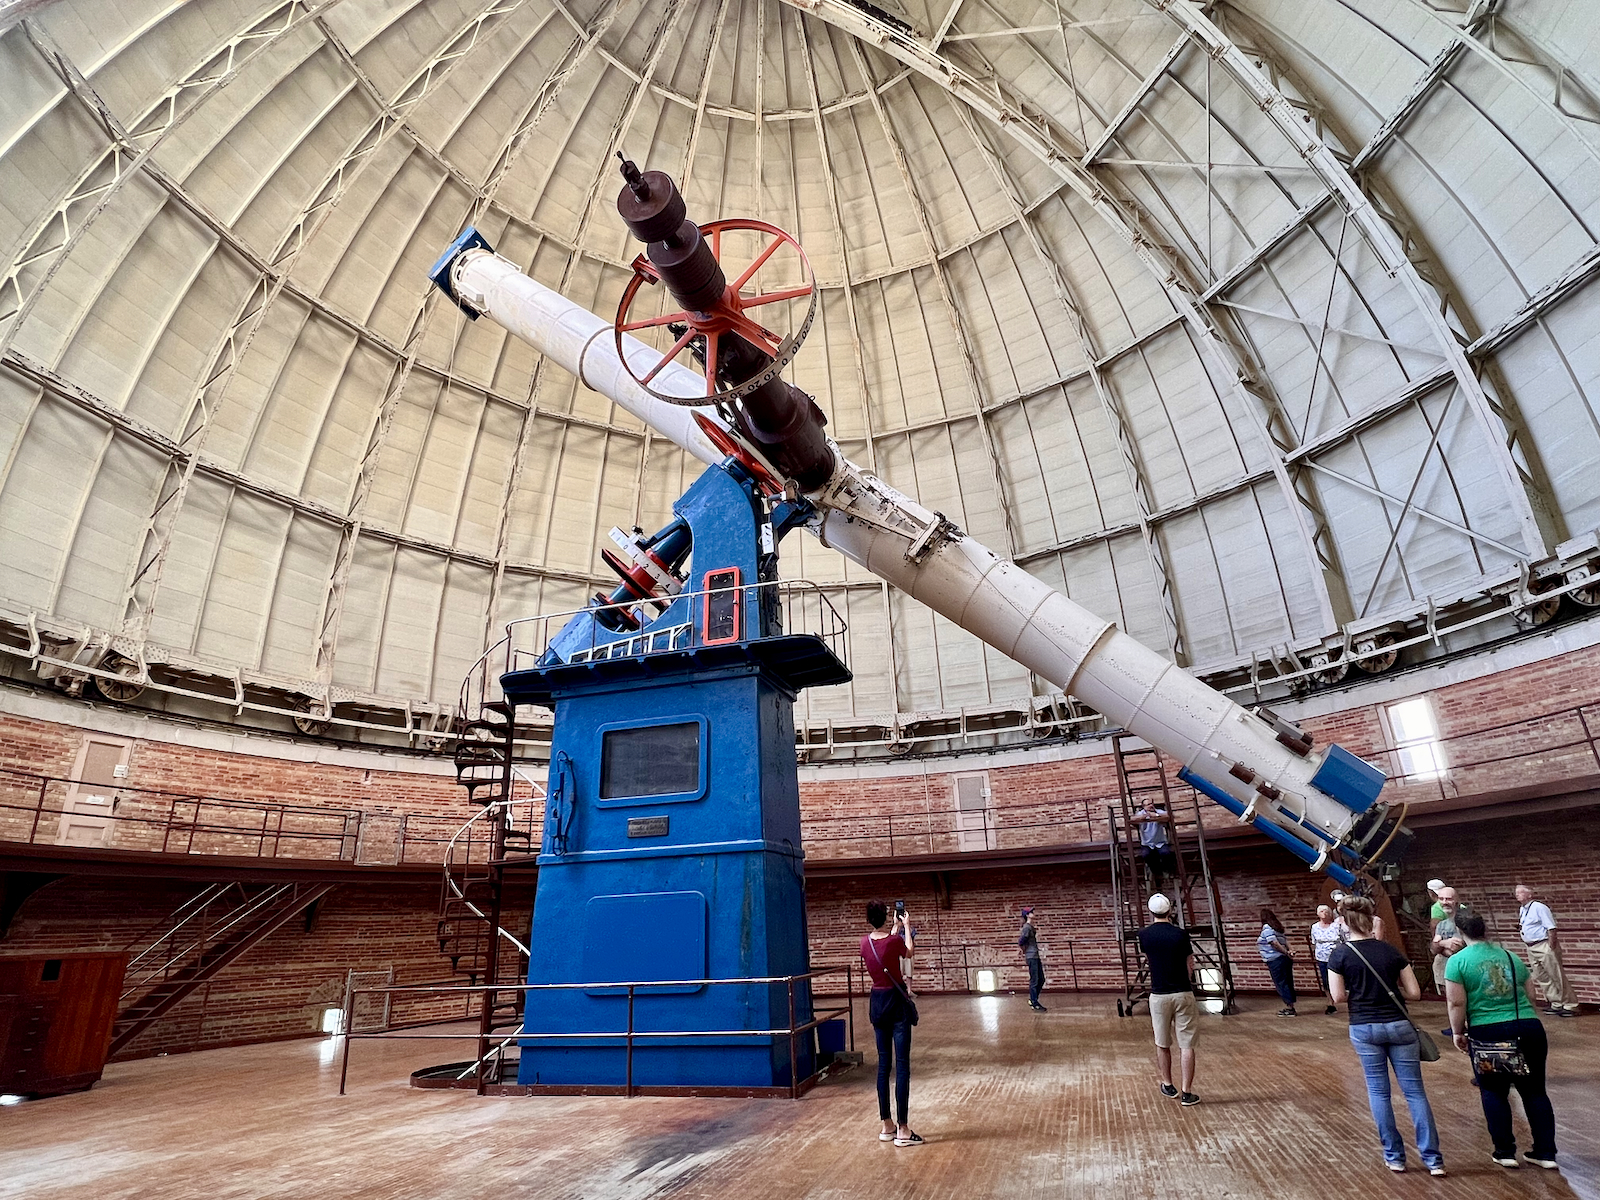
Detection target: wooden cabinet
<box><xmin>0</xmin><ymin>952</ymin><xmax>127</xmax><ymax>1096</ymax></box>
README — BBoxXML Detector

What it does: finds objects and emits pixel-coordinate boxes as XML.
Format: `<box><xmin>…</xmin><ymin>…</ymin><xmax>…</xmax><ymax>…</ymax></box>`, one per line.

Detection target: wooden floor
<box><xmin>2</xmin><ymin>994</ymin><xmax>1595</xmax><ymax>1200</ymax></box>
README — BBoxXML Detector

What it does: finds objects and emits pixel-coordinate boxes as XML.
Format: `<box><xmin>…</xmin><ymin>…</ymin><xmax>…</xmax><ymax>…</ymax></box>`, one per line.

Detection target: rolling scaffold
<box><xmin>1109</xmin><ymin>735</ymin><xmax>1236</xmax><ymax>1018</ymax></box>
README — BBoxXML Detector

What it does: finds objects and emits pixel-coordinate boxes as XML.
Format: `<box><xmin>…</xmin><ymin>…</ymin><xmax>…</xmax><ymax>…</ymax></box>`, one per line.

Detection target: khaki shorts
<box><xmin>1150</xmin><ymin>990</ymin><xmax>1198</xmax><ymax>1050</ymax></box>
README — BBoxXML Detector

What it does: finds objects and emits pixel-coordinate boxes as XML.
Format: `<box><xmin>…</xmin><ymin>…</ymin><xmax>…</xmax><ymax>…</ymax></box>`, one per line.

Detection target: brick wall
<box><xmin>5</xmin><ymin>637</ymin><xmax>1599</xmax><ymax>862</ymax></box>
<box><xmin>4</xmin><ymin>810</ymin><xmax>1591</xmax><ymax>1065</ymax></box>
<box><xmin>2</xmin><ymin>876</ymin><xmax>536</xmax><ymax>1060</ymax></box>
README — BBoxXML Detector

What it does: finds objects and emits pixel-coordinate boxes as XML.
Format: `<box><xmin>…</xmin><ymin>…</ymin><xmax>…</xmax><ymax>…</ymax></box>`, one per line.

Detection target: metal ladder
<box><xmin>1109</xmin><ymin>735</ymin><xmax>1235</xmax><ymax>1017</ymax></box>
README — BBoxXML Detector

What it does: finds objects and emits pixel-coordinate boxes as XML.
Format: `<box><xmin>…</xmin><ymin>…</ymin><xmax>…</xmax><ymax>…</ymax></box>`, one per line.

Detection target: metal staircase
<box><xmin>437</xmin><ymin>643</ymin><xmax>543</xmax><ymax>1089</ymax></box>
<box><xmin>1109</xmin><ymin>735</ymin><xmax>1235</xmax><ymax>1017</ymax></box>
<box><xmin>110</xmin><ymin>881</ymin><xmax>336</xmax><ymax>1055</ymax></box>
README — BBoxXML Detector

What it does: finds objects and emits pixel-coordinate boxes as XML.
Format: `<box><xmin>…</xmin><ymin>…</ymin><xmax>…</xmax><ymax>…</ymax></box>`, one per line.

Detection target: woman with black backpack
<box><xmin>861</xmin><ymin>900</ymin><xmax>922</xmax><ymax>1147</ymax></box>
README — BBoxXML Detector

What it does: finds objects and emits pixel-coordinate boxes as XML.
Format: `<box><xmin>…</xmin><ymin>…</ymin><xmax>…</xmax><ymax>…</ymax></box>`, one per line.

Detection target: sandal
<box><xmin>894</xmin><ymin>1131</ymin><xmax>925</xmax><ymax>1147</ymax></box>
<box><xmin>879</xmin><ymin>1131</ymin><xmax>895</xmax><ymax>1142</ymax></box>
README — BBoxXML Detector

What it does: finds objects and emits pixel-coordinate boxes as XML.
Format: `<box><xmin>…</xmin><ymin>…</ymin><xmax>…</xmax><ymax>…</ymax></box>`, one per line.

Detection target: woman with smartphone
<box><xmin>861</xmin><ymin>899</ymin><xmax>922</xmax><ymax>1146</ymax></box>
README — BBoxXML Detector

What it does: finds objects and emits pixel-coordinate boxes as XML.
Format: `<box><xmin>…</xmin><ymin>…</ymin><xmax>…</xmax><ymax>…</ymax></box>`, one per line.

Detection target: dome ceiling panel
<box><xmin>256</xmin><ymin>510</ymin><xmax>339</xmax><ymax>677</ymax></box>
<box><xmin>1494</xmin><ymin>300</ymin><xmax>1600</xmax><ymax>536</ymax></box>
<box><xmin>2</xmin><ymin>0</ymin><xmax>1599</xmax><ymax>738</ymax></box>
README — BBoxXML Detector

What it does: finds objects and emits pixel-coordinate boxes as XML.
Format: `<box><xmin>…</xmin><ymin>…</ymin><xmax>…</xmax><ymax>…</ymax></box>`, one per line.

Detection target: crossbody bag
<box><xmin>1345</xmin><ymin>940</ymin><xmax>1440</xmax><ymax>1062</ymax></box>
<box><xmin>1466</xmin><ymin>949</ymin><xmax>1531</xmax><ymax>1077</ymax></box>
<box><xmin>865</xmin><ymin>935</ymin><xmax>919</xmax><ymax>1026</ymax></box>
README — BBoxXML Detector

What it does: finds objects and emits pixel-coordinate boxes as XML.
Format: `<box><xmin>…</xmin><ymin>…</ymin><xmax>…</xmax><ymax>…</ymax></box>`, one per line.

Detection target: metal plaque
<box><xmin>626</xmin><ymin>815</ymin><xmax>670</xmax><ymax>839</ymax></box>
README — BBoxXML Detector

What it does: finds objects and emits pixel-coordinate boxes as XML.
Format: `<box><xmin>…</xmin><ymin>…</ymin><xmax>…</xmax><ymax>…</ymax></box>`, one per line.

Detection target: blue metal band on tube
<box><xmin>1179</xmin><ymin>767</ymin><xmax>1358</xmax><ymax>888</ymax></box>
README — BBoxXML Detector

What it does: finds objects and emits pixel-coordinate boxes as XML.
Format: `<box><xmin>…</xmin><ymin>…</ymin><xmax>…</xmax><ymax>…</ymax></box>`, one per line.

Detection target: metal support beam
<box><xmin>0</xmin><ymin>1</ymin><xmax>331</xmax><ymax>359</ymax></box>
<box><xmin>1348</xmin><ymin>0</ymin><xmax>1497</xmax><ymax>172</ymax></box>
<box><xmin>1082</xmin><ymin>33</ymin><xmax>1192</xmax><ymax>165</ymax></box>
<box><xmin>1155</xmin><ymin>0</ymin><xmax>1549</xmax><ymax>562</ymax></box>
<box><xmin>313</xmin><ymin>0</ymin><xmax>627</xmax><ymax>699</ymax></box>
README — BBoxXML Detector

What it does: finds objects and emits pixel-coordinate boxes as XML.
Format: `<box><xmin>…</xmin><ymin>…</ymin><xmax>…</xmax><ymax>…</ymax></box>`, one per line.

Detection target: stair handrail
<box><xmin>118</xmin><ymin>882</ymin><xmax>297</xmax><ymax>1001</ymax></box>
<box><xmin>440</xmin><ymin>773</ymin><xmax>541</xmax><ymax>960</ymax></box>
<box><xmin>120</xmin><ymin>882</ymin><xmax>231</xmax><ymax>964</ymax></box>
<box><xmin>455</xmin><ymin>633</ymin><xmax>513</xmax><ymax>734</ymax></box>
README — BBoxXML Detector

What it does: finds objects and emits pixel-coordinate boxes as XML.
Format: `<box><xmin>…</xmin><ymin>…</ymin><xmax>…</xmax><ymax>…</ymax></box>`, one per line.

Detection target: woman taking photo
<box><xmin>861</xmin><ymin>900</ymin><xmax>922</xmax><ymax>1147</ymax></box>
<box><xmin>1446</xmin><ymin>912</ymin><xmax>1559</xmax><ymax>1170</ymax></box>
<box><xmin>1257</xmin><ymin>907</ymin><xmax>1298</xmax><ymax>1015</ymax></box>
<box><xmin>1327</xmin><ymin>897</ymin><xmax>1445</xmax><ymax>1175</ymax></box>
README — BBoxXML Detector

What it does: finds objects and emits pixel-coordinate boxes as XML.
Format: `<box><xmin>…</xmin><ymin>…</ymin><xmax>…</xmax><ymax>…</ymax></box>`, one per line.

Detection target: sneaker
<box><xmin>1524</xmin><ymin>1155</ymin><xmax>1558</xmax><ymax>1170</ymax></box>
<box><xmin>1491</xmin><ymin>1155</ymin><xmax>1519</xmax><ymax>1169</ymax></box>
<box><xmin>1033</xmin><ymin>1003</ymin><xmax>1048</xmax><ymax>1012</ymax></box>
<box><xmin>1278</xmin><ymin>1008</ymin><xmax>1297</xmax><ymax>1017</ymax></box>
<box><xmin>1325</xmin><ymin>1004</ymin><xmax>1337</xmax><ymax>1015</ymax></box>
<box><xmin>1557</xmin><ymin>1010</ymin><xmax>1576</xmax><ymax>1018</ymax></box>
<box><xmin>1386</xmin><ymin>1162</ymin><xmax>1406</xmax><ymax>1173</ymax></box>
<box><xmin>1428</xmin><ymin>1166</ymin><xmax>1447</xmax><ymax>1177</ymax></box>
<box><xmin>1180</xmin><ymin>1092</ymin><xmax>1200</xmax><ymax>1106</ymax></box>
<box><xmin>1541</xmin><ymin>1006</ymin><xmax>1558</xmax><ymax>1015</ymax></box>
<box><xmin>1159</xmin><ymin>1083</ymin><xmax>1179</xmax><ymax>1099</ymax></box>
<box><xmin>894</xmin><ymin>1131</ymin><xmax>924</xmax><ymax>1147</ymax></box>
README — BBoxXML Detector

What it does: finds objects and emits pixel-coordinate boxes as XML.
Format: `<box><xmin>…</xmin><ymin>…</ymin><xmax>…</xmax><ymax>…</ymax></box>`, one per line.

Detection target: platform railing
<box><xmin>0</xmin><ymin>766</ymin><xmax>362</xmax><ymax>858</ymax></box>
<box><xmin>337</xmin><ymin>964</ymin><xmax>858</xmax><ymax>1099</ymax></box>
<box><xmin>798</xmin><ymin>699</ymin><xmax>1600</xmax><ymax>863</ymax></box>
<box><xmin>455</xmin><ymin>579</ymin><xmax>850</xmax><ymax>733</ymax></box>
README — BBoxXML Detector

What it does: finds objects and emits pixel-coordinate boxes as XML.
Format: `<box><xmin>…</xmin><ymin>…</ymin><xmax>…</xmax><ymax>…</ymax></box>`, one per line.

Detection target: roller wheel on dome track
<box><xmin>613</xmin><ymin>218</ymin><xmax>817</xmax><ymax>406</ymax></box>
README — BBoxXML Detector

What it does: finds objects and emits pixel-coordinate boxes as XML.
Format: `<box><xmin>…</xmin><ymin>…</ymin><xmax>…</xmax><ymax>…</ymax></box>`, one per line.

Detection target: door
<box><xmin>55</xmin><ymin>736</ymin><xmax>130</xmax><ymax>848</ymax></box>
<box><xmin>954</xmin><ymin>773</ymin><xmax>994</xmax><ymax>852</ymax></box>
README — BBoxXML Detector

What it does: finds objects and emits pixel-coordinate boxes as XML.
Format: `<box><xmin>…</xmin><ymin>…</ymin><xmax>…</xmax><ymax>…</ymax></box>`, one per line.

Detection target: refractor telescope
<box><xmin>428</xmin><ymin>157</ymin><xmax>1411</xmax><ymax>887</ymax></box>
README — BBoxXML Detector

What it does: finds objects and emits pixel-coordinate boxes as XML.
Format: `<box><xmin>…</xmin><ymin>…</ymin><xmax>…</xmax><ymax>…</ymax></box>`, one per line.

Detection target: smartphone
<box><xmin>894</xmin><ymin>899</ymin><xmax>906</xmax><ymax>915</ymax></box>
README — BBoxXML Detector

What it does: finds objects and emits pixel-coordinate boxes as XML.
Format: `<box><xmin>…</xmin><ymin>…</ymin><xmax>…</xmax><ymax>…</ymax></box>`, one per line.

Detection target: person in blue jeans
<box><xmin>1257</xmin><ymin>907</ymin><xmax>1298</xmax><ymax>1015</ymax></box>
<box><xmin>860</xmin><ymin>900</ymin><xmax>922</xmax><ymax>1147</ymax></box>
<box><xmin>1327</xmin><ymin>897</ymin><xmax>1445</xmax><ymax>1176</ymax></box>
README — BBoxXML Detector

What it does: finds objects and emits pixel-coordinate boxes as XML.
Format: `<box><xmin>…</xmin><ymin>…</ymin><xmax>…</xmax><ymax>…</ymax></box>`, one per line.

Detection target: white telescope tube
<box><xmin>443</xmin><ymin>242</ymin><xmax>1393</xmax><ymax>883</ymax></box>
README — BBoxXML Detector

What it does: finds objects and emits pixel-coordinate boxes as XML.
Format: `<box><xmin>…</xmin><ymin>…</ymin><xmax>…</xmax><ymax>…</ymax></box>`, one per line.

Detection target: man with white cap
<box><xmin>1138</xmin><ymin>893</ymin><xmax>1199</xmax><ymax>1105</ymax></box>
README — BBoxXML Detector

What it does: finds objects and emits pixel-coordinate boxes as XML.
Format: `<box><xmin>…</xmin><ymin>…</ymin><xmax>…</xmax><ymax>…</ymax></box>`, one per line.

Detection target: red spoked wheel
<box><xmin>613</xmin><ymin>218</ymin><xmax>817</xmax><ymax>405</ymax></box>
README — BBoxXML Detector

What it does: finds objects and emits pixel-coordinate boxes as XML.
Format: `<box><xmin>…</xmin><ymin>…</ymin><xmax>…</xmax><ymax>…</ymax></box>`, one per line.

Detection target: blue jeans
<box><xmin>1349</xmin><ymin>1021</ymin><xmax>1443</xmax><ymax>1169</ymax></box>
<box><xmin>1027</xmin><ymin>957</ymin><xmax>1045</xmax><ymax>1005</ymax></box>
<box><xmin>1265</xmin><ymin>955</ymin><xmax>1297</xmax><ymax>1007</ymax></box>
<box><xmin>870</xmin><ymin>989</ymin><xmax>911</xmax><ymax>1125</ymax></box>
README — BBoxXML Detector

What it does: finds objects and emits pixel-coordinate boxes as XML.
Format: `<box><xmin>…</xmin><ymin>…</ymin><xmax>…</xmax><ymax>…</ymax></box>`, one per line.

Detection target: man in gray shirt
<box><xmin>1132</xmin><ymin>796</ymin><xmax>1177</xmax><ymax>889</ymax></box>
<box><xmin>1019</xmin><ymin>906</ymin><xmax>1046</xmax><ymax>1012</ymax></box>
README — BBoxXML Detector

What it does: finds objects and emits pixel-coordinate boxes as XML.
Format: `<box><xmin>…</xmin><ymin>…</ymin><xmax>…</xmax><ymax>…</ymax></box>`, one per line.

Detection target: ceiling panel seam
<box><xmin>845</xmin><ymin>34</ymin><xmax>1019</xmax><ymax>560</ymax></box>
